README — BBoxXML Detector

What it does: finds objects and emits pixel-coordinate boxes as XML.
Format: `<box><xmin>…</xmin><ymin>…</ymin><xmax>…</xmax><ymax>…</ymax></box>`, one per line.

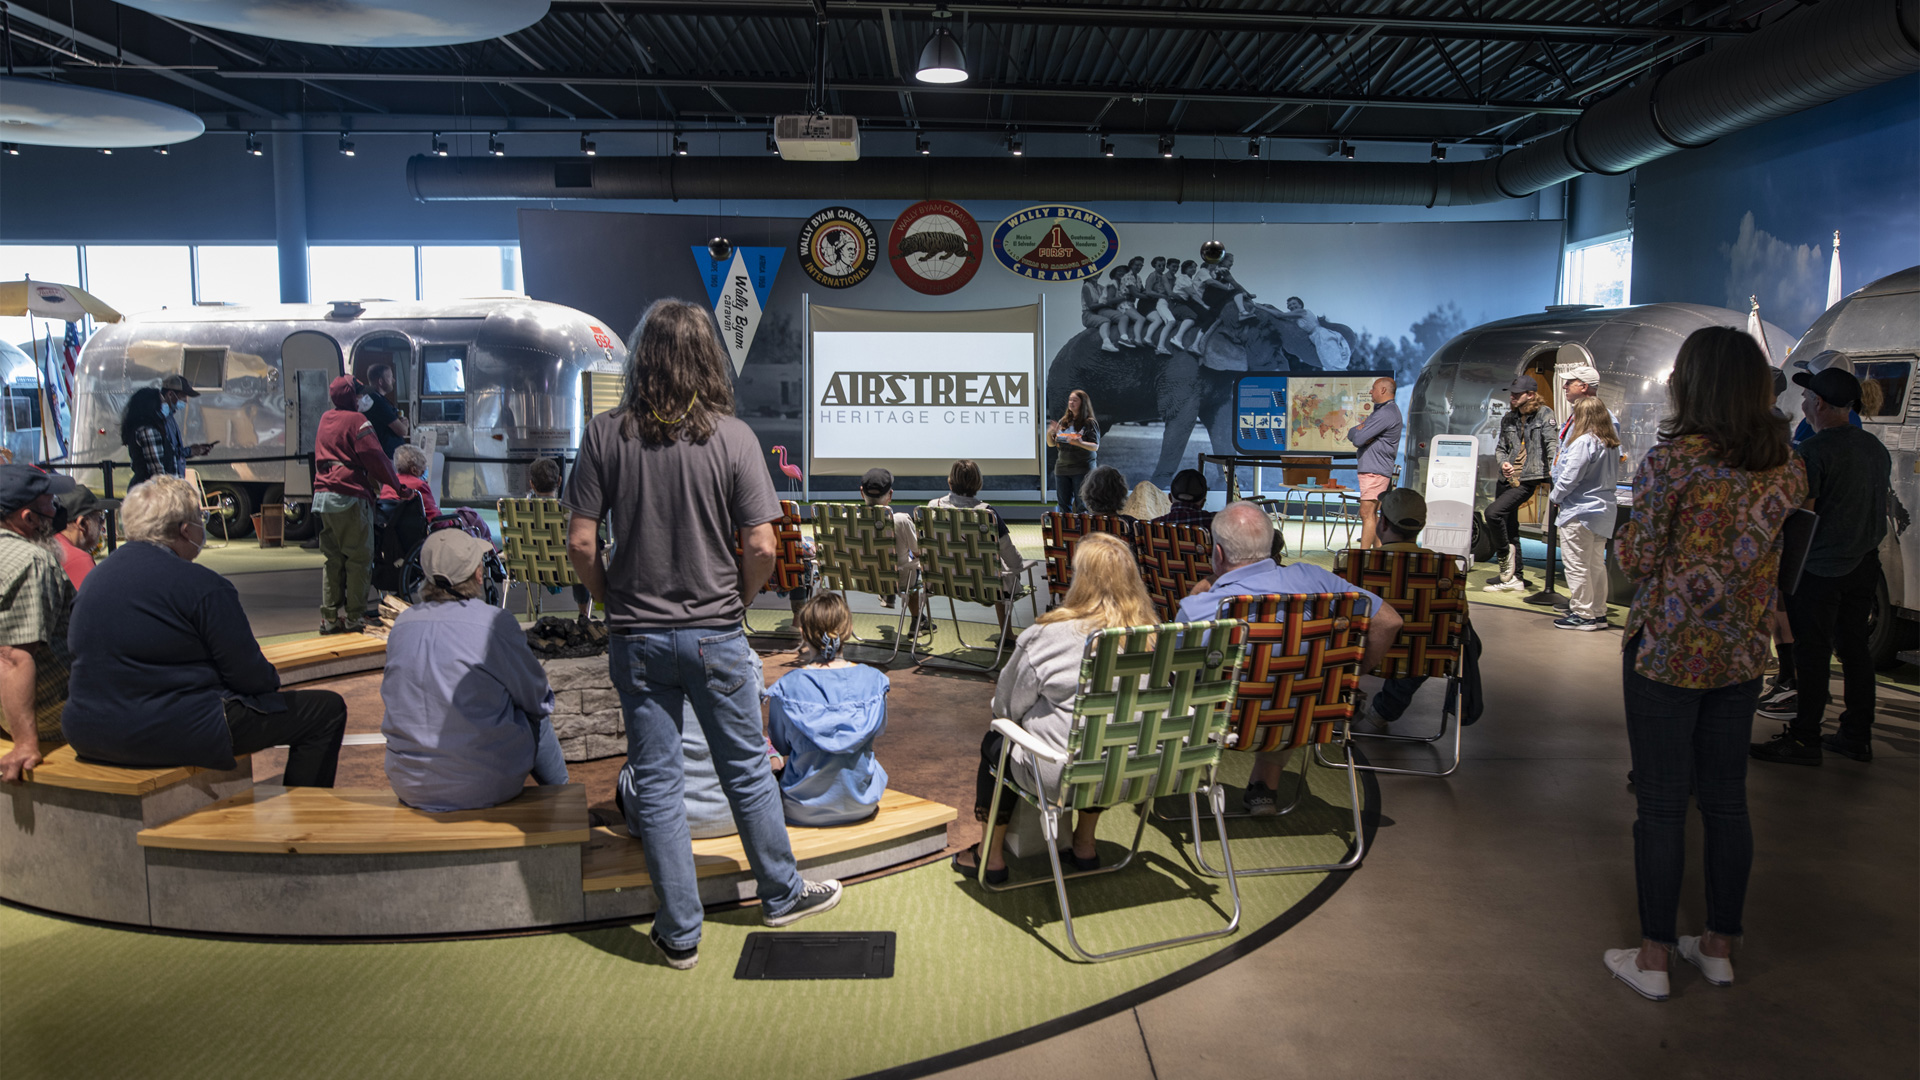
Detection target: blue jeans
<box><xmin>609</xmin><ymin>627</ymin><xmax>802</xmax><ymax>947</ymax></box>
<box><xmin>1055</xmin><ymin>472</ymin><xmax>1085</xmax><ymax>514</ymax></box>
<box><xmin>1622</xmin><ymin>637</ymin><xmax>1757</xmax><ymax>944</ymax></box>
<box><xmin>530</xmin><ymin>715</ymin><xmax>568</xmax><ymax>787</ymax></box>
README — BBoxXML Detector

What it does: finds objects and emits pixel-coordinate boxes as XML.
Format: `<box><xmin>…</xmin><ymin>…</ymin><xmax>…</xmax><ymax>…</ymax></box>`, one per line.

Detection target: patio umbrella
<box><xmin>0</xmin><ymin>280</ymin><xmax>123</xmax><ymax>323</ymax></box>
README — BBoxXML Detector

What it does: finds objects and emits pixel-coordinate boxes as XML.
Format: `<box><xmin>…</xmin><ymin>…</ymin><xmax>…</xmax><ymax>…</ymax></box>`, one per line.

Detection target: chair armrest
<box><xmin>990</xmin><ymin>718</ymin><xmax>1069</xmax><ymax>765</ymax></box>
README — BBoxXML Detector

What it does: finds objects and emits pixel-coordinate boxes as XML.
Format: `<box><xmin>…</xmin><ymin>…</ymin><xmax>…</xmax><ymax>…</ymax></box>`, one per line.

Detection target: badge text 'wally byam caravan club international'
<box><xmin>798</xmin><ymin>206</ymin><xmax>879</xmax><ymax>289</ymax></box>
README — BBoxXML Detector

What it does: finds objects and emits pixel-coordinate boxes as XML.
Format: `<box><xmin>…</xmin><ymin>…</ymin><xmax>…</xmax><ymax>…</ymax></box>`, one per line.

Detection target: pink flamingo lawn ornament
<box><xmin>771</xmin><ymin>445</ymin><xmax>804</xmax><ymax>492</ymax></box>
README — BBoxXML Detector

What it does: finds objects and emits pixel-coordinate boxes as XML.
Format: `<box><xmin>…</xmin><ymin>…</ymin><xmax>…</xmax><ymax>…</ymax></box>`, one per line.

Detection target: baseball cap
<box><xmin>1504</xmin><ymin>376</ymin><xmax>1539</xmax><ymax>395</ymax></box>
<box><xmin>1169</xmin><ymin>468</ymin><xmax>1208</xmax><ymax>504</ymax></box>
<box><xmin>0</xmin><ymin>464</ymin><xmax>75</xmax><ymax>515</ymax></box>
<box><xmin>1793</xmin><ymin>367</ymin><xmax>1863</xmax><ymax>411</ymax></box>
<box><xmin>159</xmin><ymin>374</ymin><xmax>201</xmax><ymax>398</ymax></box>
<box><xmin>1561</xmin><ymin>364</ymin><xmax>1601</xmax><ymax>387</ymax></box>
<box><xmin>1378</xmin><ymin>487</ymin><xmax>1428</xmax><ymax>532</ymax></box>
<box><xmin>56</xmin><ymin>485</ymin><xmax>118</xmax><ymax>518</ymax></box>
<box><xmin>860</xmin><ymin>468</ymin><xmax>894</xmax><ymax>498</ymax></box>
<box><xmin>418</xmin><ymin>529</ymin><xmax>492</xmax><ymax>589</ymax></box>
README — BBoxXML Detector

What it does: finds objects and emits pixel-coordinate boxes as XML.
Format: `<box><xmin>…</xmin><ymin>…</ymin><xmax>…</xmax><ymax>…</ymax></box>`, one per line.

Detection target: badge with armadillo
<box><xmin>887</xmin><ymin>199</ymin><xmax>984</xmax><ymax>296</ymax></box>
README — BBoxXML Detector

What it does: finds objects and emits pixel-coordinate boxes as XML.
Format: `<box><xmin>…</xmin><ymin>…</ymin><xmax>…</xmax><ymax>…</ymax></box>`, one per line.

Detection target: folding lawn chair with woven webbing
<box><xmin>1040</xmin><ymin>512</ymin><xmax>1137</xmax><ymax>606</ymax></box>
<box><xmin>911</xmin><ymin>506</ymin><xmax>1042</xmax><ymax>670</ymax></box>
<box><xmin>736</xmin><ymin>500</ymin><xmax>815</xmax><ymax>638</ymax></box>
<box><xmin>810</xmin><ymin>502</ymin><xmax>921</xmax><ymax>661</ymax></box>
<box><xmin>1173</xmin><ymin>591</ymin><xmax>1372</xmax><ymax>878</ymax></box>
<box><xmin>977</xmin><ymin>618</ymin><xmax>1249</xmax><ymax>962</ymax></box>
<box><xmin>1135</xmin><ymin>521</ymin><xmax>1213</xmax><ymax>620</ymax></box>
<box><xmin>497</xmin><ymin>498</ymin><xmax>581</xmax><ymax>615</ymax></box>
<box><xmin>1326</xmin><ymin>548</ymin><xmax>1468</xmax><ymax>777</ymax></box>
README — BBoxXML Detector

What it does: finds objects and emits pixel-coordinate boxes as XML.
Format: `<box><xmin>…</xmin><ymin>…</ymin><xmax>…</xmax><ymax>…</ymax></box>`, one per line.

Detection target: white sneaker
<box><xmin>1604</xmin><ymin>947</ymin><xmax>1671</xmax><ymax>1001</ymax></box>
<box><xmin>1676</xmin><ymin>935</ymin><xmax>1734</xmax><ymax>986</ymax></box>
<box><xmin>1483</xmin><ymin>577</ymin><xmax>1529</xmax><ymax>593</ymax></box>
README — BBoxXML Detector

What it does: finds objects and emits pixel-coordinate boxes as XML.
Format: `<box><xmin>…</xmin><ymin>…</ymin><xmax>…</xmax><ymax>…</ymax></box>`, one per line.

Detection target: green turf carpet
<box><xmin>0</xmin><ymin>751</ymin><xmax>1373</xmax><ymax>1080</ymax></box>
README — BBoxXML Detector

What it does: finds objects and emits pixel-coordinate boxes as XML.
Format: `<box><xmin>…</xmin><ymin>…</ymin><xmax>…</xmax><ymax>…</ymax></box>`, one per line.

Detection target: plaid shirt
<box><xmin>0</xmin><ymin>530</ymin><xmax>75</xmax><ymax>742</ymax></box>
<box><xmin>1152</xmin><ymin>502</ymin><xmax>1215</xmax><ymax>529</ymax></box>
<box><xmin>130</xmin><ymin>423</ymin><xmax>183</xmax><ymax>479</ymax></box>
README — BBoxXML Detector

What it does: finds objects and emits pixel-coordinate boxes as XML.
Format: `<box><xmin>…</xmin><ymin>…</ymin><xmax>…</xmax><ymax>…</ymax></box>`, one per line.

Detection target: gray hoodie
<box><xmin>991</xmin><ymin>618</ymin><xmax>1096</xmax><ymax>798</ymax></box>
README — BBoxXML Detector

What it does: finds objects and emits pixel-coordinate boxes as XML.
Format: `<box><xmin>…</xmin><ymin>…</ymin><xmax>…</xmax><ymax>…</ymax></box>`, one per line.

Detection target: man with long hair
<box><xmin>564</xmin><ymin>299</ymin><xmax>841</xmax><ymax>971</ymax></box>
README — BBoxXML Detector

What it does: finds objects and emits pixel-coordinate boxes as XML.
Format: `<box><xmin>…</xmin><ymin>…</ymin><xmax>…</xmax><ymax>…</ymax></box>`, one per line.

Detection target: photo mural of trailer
<box><xmin>520</xmin><ymin>208</ymin><xmax>1560</xmax><ymax>493</ymax></box>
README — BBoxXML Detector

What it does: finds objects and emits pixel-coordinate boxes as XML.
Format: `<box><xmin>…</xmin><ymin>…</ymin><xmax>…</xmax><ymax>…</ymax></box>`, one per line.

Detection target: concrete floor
<box><xmin>231</xmin><ymin>565</ymin><xmax>1919</xmax><ymax>1079</ymax></box>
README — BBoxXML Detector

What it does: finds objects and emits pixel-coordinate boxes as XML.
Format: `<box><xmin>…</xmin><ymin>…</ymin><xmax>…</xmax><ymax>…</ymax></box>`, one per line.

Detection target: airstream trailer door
<box><xmin>281</xmin><ymin>330</ymin><xmax>343</xmax><ymax>498</ymax></box>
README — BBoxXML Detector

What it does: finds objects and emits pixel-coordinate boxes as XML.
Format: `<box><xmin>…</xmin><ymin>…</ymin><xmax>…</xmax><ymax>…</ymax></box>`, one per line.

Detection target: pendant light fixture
<box><xmin>915</xmin><ymin>8</ymin><xmax>968</xmax><ymax>84</ymax></box>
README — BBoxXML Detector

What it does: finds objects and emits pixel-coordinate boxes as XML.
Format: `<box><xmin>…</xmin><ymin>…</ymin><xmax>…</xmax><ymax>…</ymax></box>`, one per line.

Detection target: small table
<box><xmin>1258</xmin><ymin>487</ymin><xmax>1362</xmax><ymax>551</ymax></box>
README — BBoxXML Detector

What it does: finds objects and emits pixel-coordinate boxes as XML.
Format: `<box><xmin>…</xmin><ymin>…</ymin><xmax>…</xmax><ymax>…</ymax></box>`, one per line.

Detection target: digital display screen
<box><xmin>1232</xmin><ymin>372</ymin><xmax>1393</xmax><ymax>456</ymax></box>
<box><xmin>1437</xmin><ymin>440</ymin><xmax>1474</xmax><ymax>458</ymax></box>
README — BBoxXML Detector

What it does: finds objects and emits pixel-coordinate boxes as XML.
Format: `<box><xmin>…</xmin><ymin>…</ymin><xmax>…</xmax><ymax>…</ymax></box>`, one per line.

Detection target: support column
<box><xmin>273</xmin><ymin>130</ymin><xmax>310</xmax><ymax>303</ymax></box>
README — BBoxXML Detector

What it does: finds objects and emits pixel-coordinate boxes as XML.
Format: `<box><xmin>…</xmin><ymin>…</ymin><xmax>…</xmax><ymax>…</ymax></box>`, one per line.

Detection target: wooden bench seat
<box><xmin>0</xmin><ymin>738</ymin><xmax>247</xmax><ymax>796</ymax></box>
<box><xmin>582</xmin><ymin>789</ymin><xmax>957</xmax><ymax>893</ymax></box>
<box><xmin>262</xmin><ymin>633</ymin><xmax>388</xmax><ymax>683</ymax></box>
<box><xmin>136</xmin><ymin>783</ymin><xmax>589</xmax><ymax>855</ymax></box>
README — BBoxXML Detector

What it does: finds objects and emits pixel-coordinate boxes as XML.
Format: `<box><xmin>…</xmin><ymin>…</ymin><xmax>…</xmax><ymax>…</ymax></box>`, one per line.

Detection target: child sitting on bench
<box><xmin>764</xmin><ymin>592</ymin><xmax>889</xmax><ymax>827</ymax></box>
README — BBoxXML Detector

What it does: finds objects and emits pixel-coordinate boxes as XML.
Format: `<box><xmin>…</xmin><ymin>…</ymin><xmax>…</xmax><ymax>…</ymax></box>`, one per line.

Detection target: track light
<box><xmin>915</xmin><ymin>9</ymin><xmax>968</xmax><ymax>84</ymax></box>
<box><xmin>0</xmin><ymin>143</ymin><xmax>17</xmax><ymax>156</ymax></box>
<box><xmin>1247</xmin><ymin>137</ymin><xmax>1260</xmax><ymax>159</ymax></box>
<box><xmin>1338</xmin><ymin>140</ymin><xmax>1355</xmax><ymax>160</ymax></box>
<box><xmin>916</xmin><ymin>134</ymin><xmax>931</xmax><ymax>155</ymax></box>
<box><xmin>431</xmin><ymin>132</ymin><xmax>448</xmax><ymax>157</ymax></box>
<box><xmin>1158</xmin><ymin>134</ymin><xmax>1175</xmax><ymax>158</ymax></box>
<box><xmin>153</xmin><ymin>144</ymin><xmax>171</xmax><ymax>155</ymax></box>
<box><xmin>1430</xmin><ymin>141</ymin><xmax>1446</xmax><ymax>161</ymax></box>
<box><xmin>245</xmin><ymin>132</ymin><xmax>263</xmax><ymax>156</ymax></box>
<box><xmin>580</xmin><ymin>132</ymin><xmax>597</xmax><ymax>156</ymax></box>
<box><xmin>338</xmin><ymin>132</ymin><xmax>355</xmax><ymax>157</ymax></box>
<box><xmin>488</xmin><ymin>132</ymin><xmax>505</xmax><ymax>157</ymax></box>
<box><xmin>1005</xmin><ymin>132</ymin><xmax>1023</xmax><ymax>156</ymax></box>
<box><xmin>1100</xmin><ymin>137</ymin><xmax>1114</xmax><ymax>157</ymax></box>
<box><xmin>98</xmin><ymin>148</ymin><xmax>113</xmax><ymax>155</ymax></box>
<box><xmin>673</xmin><ymin>136</ymin><xmax>688</xmax><ymax>156</ymax></box>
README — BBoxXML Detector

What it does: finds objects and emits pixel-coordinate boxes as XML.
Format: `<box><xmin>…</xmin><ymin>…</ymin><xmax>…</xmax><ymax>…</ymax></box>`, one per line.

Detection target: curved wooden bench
<box><xmin>0</xmin><ymin>738</ymin><xmax>253</xmax><ymax>924</ymax></box>
<box><xmin>262</xmin><ymin>634</ymin><xmax>388</xmax><ymax>684</ymax></box>
<box><xmin>581</xmin><ymin>789</ymin><xmax>956</xmax><ymax>921</ymax></box>
<box><xmin>137</xmin><ymin>783</ymin><xmax>590</xmax><ymax>854</ymax></box>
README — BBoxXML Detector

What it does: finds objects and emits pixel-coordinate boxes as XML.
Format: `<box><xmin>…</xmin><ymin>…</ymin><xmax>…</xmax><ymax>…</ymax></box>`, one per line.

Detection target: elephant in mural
<box><xmin>1045</xmin><ymin>303</ymin><xmax>1361</xmax><ymax>487</ymax></box>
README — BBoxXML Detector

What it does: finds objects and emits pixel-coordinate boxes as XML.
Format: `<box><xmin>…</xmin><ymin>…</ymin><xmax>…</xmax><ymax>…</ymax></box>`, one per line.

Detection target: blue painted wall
<box><xmin>1632</xmin><ymin>75</ymin><xmax>1919</xmax><ymax>338</ymax></box>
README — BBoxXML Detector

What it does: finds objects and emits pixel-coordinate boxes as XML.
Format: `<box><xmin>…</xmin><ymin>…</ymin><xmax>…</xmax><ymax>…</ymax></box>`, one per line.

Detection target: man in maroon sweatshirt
<box><xmin>313</xmin><ymin>375</ymin><xmax>410</xmax><ymax>634</ymax></box>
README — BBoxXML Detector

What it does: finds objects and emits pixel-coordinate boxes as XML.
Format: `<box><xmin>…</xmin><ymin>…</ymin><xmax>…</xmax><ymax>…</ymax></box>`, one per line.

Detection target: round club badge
<box><xmin>888</xmin><ymin>199</ymin><xmax>983</xmax><ymax>295</ymax></box>
<box><xmin>797</xmin><ymin>206</ymin><xmax>878</xmax><ymax>289</ymax></box>
<box><xmin>990</xmin><ymin>204</ymin><xmax>1119</xmax><ymax>282</ymax></box>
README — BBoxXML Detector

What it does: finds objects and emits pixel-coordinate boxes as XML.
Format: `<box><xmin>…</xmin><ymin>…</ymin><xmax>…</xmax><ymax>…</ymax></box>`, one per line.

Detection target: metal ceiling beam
<box><xmin>553</xmin><ymin>1</ymin><xmax>1748</xmax><ymax>42</ymax></box>
<box><xmin>216</xmin><ymin>69</ymin><xmax>1588</xmax><ymax>114</ymax></box>
<box><xmin>4</xmin><ymin>4</ymin><xmax>280</xmax><ymax>119</ymax></box>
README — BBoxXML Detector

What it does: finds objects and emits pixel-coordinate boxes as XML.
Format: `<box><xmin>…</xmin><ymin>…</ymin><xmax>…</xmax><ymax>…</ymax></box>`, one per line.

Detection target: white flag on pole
<box><xmin>1746</xmin><ymin>295</ymin><xmax>1771</xmax><ymax>360</ymax></box>
<box><xmin>1826</xmin><ymin>230</ymin><xmax>1843</xmax><ymax>310</ymax></box>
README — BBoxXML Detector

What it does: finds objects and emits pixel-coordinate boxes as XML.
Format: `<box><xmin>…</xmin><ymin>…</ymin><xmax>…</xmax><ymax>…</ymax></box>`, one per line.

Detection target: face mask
<box><xmin>180</xmin><ymin>521</ymin><xmax>206</xmax><ymax>555</ymax></box>
<box><xmin>49</xmin><ymin>505</ymin><xmax>68</xmax><ymax>535</ymax></box>
<box><xmin>357</xmin><ymin>395</ymin><xmax>374</xmax><ymax>412</ymax></box>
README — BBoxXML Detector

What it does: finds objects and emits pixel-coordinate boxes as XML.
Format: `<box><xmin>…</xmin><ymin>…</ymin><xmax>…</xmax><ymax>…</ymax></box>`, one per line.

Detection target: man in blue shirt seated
<box><xmin>1178</xmin><ymin>501</ymin><xmax>1402</xmax><ymax>814</ymax></box>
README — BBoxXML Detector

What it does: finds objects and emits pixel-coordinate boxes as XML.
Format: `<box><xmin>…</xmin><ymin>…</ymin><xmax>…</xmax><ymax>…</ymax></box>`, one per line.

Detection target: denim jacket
<box><xmin>1496</xmin><ymin>405</ymin><xmax>1558</xmax><ymax>482</ymax></box>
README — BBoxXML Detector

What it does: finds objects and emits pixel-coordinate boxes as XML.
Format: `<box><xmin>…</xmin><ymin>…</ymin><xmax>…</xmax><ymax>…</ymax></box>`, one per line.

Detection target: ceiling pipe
<box><xmin>410</xmin><ymin>0</ymin><xmax>1919</xmax><ymax>207</ymax></box>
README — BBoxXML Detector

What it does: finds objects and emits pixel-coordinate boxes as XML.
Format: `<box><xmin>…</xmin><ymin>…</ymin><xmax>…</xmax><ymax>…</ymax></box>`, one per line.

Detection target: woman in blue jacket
<box><xmin>765</xmin><ymin>592</ymin><xmax>888</xmax><ymax>826</ymax></box>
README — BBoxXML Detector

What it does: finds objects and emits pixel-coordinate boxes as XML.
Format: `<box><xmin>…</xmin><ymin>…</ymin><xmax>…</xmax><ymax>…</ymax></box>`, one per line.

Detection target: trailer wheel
<box><xmin>1868</xmin><ymin>569</ymin><xmax>1912</xmax><ymax>670</ymax></box>
<box><xmin>204</xmin><ymin>483</ymin><xmax>254</xmax><ymax>540</ymax></box>
<box><xmin>281</xmin><ymin>500</ymin><xmax>318</xmax><ymax>542</ymax></box>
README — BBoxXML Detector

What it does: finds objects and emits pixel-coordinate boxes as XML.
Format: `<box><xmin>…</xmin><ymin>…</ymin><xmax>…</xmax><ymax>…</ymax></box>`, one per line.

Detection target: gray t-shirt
<box><xmin>563</xmin><ymin>410</ymin><xmax>781</xmax><ymax>630</ymax></box>
<box><xmin>1798</xmin><ymin>424</ymin><xmax>1891</xmax><ymax>578</ymax></box>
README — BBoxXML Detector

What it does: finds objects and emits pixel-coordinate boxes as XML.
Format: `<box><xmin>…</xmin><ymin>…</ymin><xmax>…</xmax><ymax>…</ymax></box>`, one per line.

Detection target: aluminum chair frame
<box><xmin>497</xmin><ymin>497</ymin><xmax>585</xmax><ymax>617</ymax></box>
<box><xmin>810</xmin><ymin>502</ymin><xmax>925</xmax><ymax>663</ymax></box>
<box><xmin>185</xmin><ymin>468</ymin><xmax>231</xmax><ymax>549</ymax></box>
<box><xmin>911</xmin><ymin>506</ymin><xmax>1042</xmax><ymax>671</ymax></box>
<box><xmin>740</xmin><ymin>501</ymin><xmax>815</xmax><ymax>640</ymax></box>
<box><xmin>974</xmin><ymin>620</ymin><xmax>1247</xmax><ymax>963</ymax></box>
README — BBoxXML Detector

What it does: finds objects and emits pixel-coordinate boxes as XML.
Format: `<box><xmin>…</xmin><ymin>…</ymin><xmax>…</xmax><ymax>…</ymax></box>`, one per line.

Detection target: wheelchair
<box><xmin>373</xmin><ymin>497</ymin><xmax>509</xmax><ymax>607</ymax></box>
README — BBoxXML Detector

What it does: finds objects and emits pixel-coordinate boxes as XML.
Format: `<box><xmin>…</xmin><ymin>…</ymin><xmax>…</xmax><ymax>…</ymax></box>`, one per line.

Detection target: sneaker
<box><xmin>1604</xmin><ymin>947</ymin><xmax>1671</xmax><ymax>1001</ymax></box>
<box><xmin>1242</xmin><ymin>781</ymin><xmax>1279</xmax><ymax>817</ymax></box>
<box><xmin>1554</xmin><ymin>614</ymin><xmax>1608</xmax><ymax>631</ymax></box>
<box><xmin>1755</xmin><ymin>692</ymin><xmax>1799</xmax><ymax>720</ymax></box>
<box><xmin>1750</xmin><ymin>728</ymin><xmax>1821</xmax><ymax>766</ymax></box>
<box><xmin>1676</xmin><ymin>935</ymin><xmax>1733</xmax><ymax>986</ymax></box>
<box><xmin>650</xmin><ymin>930</ymin><xmax>698</xmax><ymax>971</ymax></box>
<box><xmin>1484</xmin><ymin>576</ymin><xmax>1530</xmax><ymax>593</ymax></box>
<box><xmin>764</xmin><ymin>879</ymin><xmax>843</xmax><ymax>927</ymax></box>
<box><xmin>1757</xmin><ymin>682</ymin><xmax>1797</xmax><ymax>709</ymax></box>
<box><xmin>1821</xmin><ymin>732</ymin><xmax>1873</xmax><ymax>763</ymax></box>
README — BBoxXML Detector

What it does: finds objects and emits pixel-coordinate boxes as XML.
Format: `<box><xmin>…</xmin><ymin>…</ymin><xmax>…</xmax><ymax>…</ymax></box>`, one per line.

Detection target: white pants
<box><xmin>1561</xmin><ymin>521</ymin><xmax>1610</xmax><ymax>620</ymax></box>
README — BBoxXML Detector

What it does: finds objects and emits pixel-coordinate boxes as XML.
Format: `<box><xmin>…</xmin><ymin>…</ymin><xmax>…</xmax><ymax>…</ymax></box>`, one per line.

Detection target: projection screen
<box><xmin>807</xmin><ymin>303</ymin><xmax>1042</xmax><ymax>477</ymax></box>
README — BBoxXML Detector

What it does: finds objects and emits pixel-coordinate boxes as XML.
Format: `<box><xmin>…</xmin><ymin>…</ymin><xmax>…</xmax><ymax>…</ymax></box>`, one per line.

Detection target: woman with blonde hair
<box><xmin>953</xmin><ymin>532</ymin><xmax>1156</xmax><ymax>884</ymax></box>
<box><xmin>1549</xmin><ymin>395</ymin><xmax>1621</xmax><ymax>631</ymax></box>
<box><xmin>1603</xmin><ymin>326</ymin><xmax>1805</xmax><ymax>1001</ymax></box>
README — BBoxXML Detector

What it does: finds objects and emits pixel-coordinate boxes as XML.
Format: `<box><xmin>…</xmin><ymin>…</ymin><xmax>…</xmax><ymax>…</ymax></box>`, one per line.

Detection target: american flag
<box><xmin>60</xmin><ymin>320</ymin><xmax>80</xmax><ymax>398</ymax></box>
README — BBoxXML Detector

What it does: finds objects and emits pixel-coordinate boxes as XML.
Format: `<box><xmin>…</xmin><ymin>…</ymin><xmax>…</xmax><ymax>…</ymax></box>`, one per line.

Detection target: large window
<box><xmin>420</xmin><ymin>245</ymin><xmax>522</xmax><ymax>300</ymax></box>
<box><xmin>197</xmin><ymin>246</ymin><xmax>282</xmax><ymax>306</ymax></box>
<box><xmin>1561</xmin><ymin>233</ymin><xmax>1632</xmax><ymax>308</ymax></box>
<box><xmin>308</xmin><ymin>246</ymin><xmax>418</xmax><ymax>304</ymax></box>
<box><xmin>85</xmin><ymin>246</ymin><xmax>195</xmax><ymax>319</ymax></box>
<box><xmin>0</xmin><ymin>245</ymin><xmax>81</xmax><ymax>355</ymax></box>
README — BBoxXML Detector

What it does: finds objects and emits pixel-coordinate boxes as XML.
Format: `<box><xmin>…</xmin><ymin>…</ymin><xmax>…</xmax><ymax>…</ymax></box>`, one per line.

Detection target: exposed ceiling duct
<box><xmin>409</xmin><ymin>0</ymin><xmax>1918</xmax><ymax>207</ymax></box>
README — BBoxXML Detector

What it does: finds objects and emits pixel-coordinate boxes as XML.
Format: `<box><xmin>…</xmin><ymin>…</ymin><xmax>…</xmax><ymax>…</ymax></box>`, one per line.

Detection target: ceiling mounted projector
<box><xmin>773</xmin><ymin>115</ymin><xmax>861</xmax><ymax>162</ymax></box>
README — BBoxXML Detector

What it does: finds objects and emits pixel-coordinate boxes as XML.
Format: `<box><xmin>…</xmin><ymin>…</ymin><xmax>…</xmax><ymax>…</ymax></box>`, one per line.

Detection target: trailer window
<box><xmin>422</xmin><ymin>345</ymin><xmax>467</xmax><ymax>395</ymax></box>
<box><xmin>182</xmin><ymin>347</ymin><xmax>226</xmax><ymax>391</ymax></box>
<box><xmin>1854</xmin><ymin>358</ymin><xmax>1912</xmax><ymax>420</ymax></box>
<box><xmin>352</xmin><ymin>332</ymin><xmax>413</xmax><ymax>403</ymax></box>
<box><xmin>4</xmin><ymin>385</ymin><xmax>40</xmax><ymax>433</ymax></box>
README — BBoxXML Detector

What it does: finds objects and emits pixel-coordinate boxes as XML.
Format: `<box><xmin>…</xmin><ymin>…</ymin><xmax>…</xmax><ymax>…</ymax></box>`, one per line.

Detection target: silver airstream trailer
<box><xmin>1783</xmin><ymin>266</ymin><xmax>1918</xmax><ymax>666</ymax></box>
<box><xmin>1403</xmin><ymin>302</ymin><xmax>1792</xmax><ymax>604</ymax></box>
<box><xmin>69</xmin><ymin>297</ymin><xmax>627</xmax><ymax>537</ymax></box>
